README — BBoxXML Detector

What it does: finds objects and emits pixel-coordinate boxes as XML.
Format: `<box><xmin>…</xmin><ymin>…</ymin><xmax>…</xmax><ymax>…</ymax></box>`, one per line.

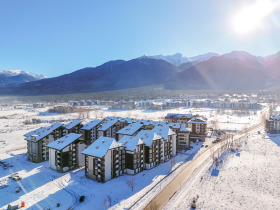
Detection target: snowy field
<box><xmin>165</xmin><ymin>131</ymin><xmax>280</xmax><ymax>210</ymax></box>
<box><xmin>0</xmin><ymin>106</ymin><xmax>264</xmax><ymax>209</ymax></box>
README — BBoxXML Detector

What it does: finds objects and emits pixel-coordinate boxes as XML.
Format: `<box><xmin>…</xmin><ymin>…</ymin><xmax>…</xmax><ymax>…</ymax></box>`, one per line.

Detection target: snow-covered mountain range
<box><xmin>144</xmin><ymin>52</ymin><xmax>219</xmax><ymax>66</ymax></box>
<box><xmin>0</xmin><ymin>70</ymin><xmax>47</xmax><ymax>86</ymax></box>
<box><xmin>1</xmin><ymin>50</ymin><xmax>280</xmax><ymax>95</ymax></box>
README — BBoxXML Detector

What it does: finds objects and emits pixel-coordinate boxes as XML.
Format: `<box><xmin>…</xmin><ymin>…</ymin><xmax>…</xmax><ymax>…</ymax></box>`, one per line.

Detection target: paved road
<box><xmin>144</xmin><ymin>119</ymin><xmax>265</xmax><ymax>210</ymax></box>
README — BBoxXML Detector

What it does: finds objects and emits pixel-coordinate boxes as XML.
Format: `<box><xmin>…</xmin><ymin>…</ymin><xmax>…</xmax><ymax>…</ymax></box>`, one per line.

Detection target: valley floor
<box><xmin>0</xmin><ymin>106</ymin><xmax>267</xmax><ymax>209</ymax></box>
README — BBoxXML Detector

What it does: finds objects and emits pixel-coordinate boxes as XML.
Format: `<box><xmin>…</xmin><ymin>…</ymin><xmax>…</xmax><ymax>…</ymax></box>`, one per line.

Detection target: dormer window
<box><xmin>31</xmin><ymin>135</ymin><xmax>37</xmax><ymax>140</ymax></box>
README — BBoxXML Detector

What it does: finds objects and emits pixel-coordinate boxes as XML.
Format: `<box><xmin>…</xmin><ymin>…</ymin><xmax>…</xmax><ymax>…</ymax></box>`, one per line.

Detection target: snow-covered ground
<box><xmin>105</xmin><ymin>107</ymin><xmax>261</xmax><ymax>133</ymax></box>
<box><xmin>165</xmin><ymin>131</ymin><xmax>280</xmax><ymax>210</ymax></box>
<box><xmin>0</xmin><ymin>106</ymin><xmax>264</xmax><ymax>209</ymax></box>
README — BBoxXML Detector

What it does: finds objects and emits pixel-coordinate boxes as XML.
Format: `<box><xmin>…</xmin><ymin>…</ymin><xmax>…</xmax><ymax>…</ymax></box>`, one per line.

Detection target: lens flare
<box><xmin>232</xmin><ymin>0</ymin><xmax>275</xmax><ymax>35</ymax></box>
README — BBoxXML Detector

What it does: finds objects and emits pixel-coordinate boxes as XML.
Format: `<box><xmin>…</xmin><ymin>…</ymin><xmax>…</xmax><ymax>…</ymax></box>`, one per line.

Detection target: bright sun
<box><xmin>232</xmin><ymin>0</ymin><xmax>274</xmax><ymax>35</ymax></box>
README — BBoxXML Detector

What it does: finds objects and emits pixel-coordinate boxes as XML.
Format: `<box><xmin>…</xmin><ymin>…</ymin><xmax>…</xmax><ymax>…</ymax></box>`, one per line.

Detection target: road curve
<box><xmin>144</xmin><ymin>120</ymin><xmax>265</xmax><ymax>210</ymax></box>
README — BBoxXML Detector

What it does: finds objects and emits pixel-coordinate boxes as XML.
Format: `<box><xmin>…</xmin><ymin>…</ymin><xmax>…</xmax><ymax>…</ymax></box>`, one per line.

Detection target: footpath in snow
<box><xmin>165</xmin><ymin>131</ymin><xmax>280</xmax><ymax>210</ymax></box>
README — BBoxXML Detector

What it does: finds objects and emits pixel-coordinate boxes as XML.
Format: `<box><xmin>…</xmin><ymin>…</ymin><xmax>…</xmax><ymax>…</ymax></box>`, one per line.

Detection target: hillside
<box><xmin>0</xmin><ymin>51</ymin><xmax>280</xmax><ymax>96</ymax></box>
<box><xmin>0</xmin><ymin>70</ymin><xmax>47</xmax><ymax>86</ymax></box>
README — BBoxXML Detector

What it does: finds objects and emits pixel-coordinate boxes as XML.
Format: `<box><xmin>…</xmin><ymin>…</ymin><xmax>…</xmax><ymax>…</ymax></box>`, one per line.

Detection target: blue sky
<box><xmin>0</xmin><ymin>0</ymin><xmax>279</xmax><ymax>77</ymax></box>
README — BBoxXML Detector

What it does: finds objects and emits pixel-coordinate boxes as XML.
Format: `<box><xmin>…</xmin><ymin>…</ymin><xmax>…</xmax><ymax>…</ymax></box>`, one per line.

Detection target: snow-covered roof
<box><xmin>82</xmin><ymin>136</ymin><xmax>121</xmax><ymax>158</ymax></box>
<box><xmin>106</xmin><ymin>116</ymin><xmax>135</xmax><ymax>124</ymax></box>
<box><xmin>188</xmin><ymin>116</ymin><xmax>206</xmax><ymax>124</ymax></box>
<box><xmin>25</xmin><ymin>122</ymin><xmax>63</xmax><ymax>142</ymax></box>
<box><xmin>46</xmin><ymin>133</ymin><xmax>82</xmax><ymax>150</ymax></box>
<box><xmin>136</xmin><ymin>130</ymin><xmax>162</xmax><ymax>147</ymax></box>
<box><xmin>152</xmin><ymin>126</ymin><xmax>175</xmax><ymax>140</ymax></box>
<box><xmin>24</xmin><ymin>126</ymin><xmax>46</xmax><ymax>137</ymax></box>
<box><xmin>165</xmin><ymin>113</ymin><xmax>193</xmax><ymax>119</ymax></box>
<box><xmin>188</xmin><ymin>120</ymin><xmax>206</xmax><ymax>124</ymax></box>
<box><xmin>150</xmin><ymin>121</ymin><xmax>167</xmax><ymax>126</ymax></box>
<box><xmin>81</xmin><ymin>120</ymin><xmax>102</xmax><ymax>130</ymax></box>
<box><xmin>119</xmin><ymin>135</ymin><xmax>144</xmax><ymax>151</ymax></box>
<box><xmin>64</xmin><ymin>120</ymin><xmax>82</xmax><ymax>130</ymax></box>
<box><xmin>117</xmin><ymin>123</ymin><xmax>143</xmax><ymax>135</ymax></box>
<box><xmin>180</xmin><ymin>124</ymin><xmax>190</xmax><ymax>132</ymax></box>
<box><xmin>119</xmin><ymin>117</ymin><xmax>133</xmax><ymax>123</ymax></box>
<box><xmin>167</xmin><ymin>122</ymin><xmax>181</xmax><ymax>129</ymax></box>
<box><xmin>167</xmin><ymin>123</ymin><xmax>190</xmax><ymax>132</ymax></box>
<box><xmin>98</xmin><ymin>118</ymin><xmax>119</xmax><ymax>131</ymax></box>
<box><xmin>270</xmin><ymin>115</ymin><xmax>280</xmax><ymax>120</ymax></box>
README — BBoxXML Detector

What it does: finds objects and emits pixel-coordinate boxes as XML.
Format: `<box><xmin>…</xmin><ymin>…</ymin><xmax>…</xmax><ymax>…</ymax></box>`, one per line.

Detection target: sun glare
<box><xmin>232</xmin><ymin>0</ymin><xmax>275</xmax><ymax>35</ymax></box>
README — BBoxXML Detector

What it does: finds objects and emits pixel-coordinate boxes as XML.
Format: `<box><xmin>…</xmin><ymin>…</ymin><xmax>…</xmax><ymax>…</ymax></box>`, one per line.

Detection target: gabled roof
<box><xmin>167</xmin><ymin>122</ymin><xmax>181</xmax><ymax>129</ymax></box>
<box><xmin>24</xmin><ymin>126</ymin><xmax>46</xmax><ymax>137</ymax></box>
<box><xmin>25</xmin><ymin>122</ymin><xmax>63</xmax><ymax>142</ymax></box>
<box><xmin>167</xmin><ymin>122</ymin><xmax>190</xmax><ymax>132</ymax></box>
<box><xmin>105</xmin><ymin>116</ymin><xmax>134</xmax><ymax>124</ymax></box>
<box><xmin>188</xmin><ymin>117</ymin><xmax>206</xmax><ymax>124</ymax></box>
<box><xmin>82</xmin><ymin>136</ymin><xmax>121</xmax><ymax>158</ymax></box>
<box><xmin>119</xmin><ymin>135</ymin><xmax>144</xmax><ymax>151</ymax></box>
<box><xmin>150</xmin><ymin>121</ymin><xmax>167</xmax><ymax>126</ymax></box>
<box><xmin>152</xmin><ymin>126</ymin><xmax>175</xmax><ymax>141</ymax></box>
<box><xmin>117</xmin><ymin>123</ymin><xmax>143</xmax><ymax>135</ymax></box>
<box><xmin>81</xmin><ymin>120</ymin><xmax>102</xmax><ymax>130</ymax></box>
<box><xmin>165</xmin><ymin>113</ymin><xmax>193</xmax><ymax>119</ymax></box>
<box><xmin>98</xmin><ymin>119</ymin><xmax>119</xmax><ymax>131</ymax></box>
<box><xmin>136</xmin><ymin>130</ymin><xmax>162</xmax><ymax>147</ymax></box>
<box><xmin>45</xmin><ymin>133</ymin><xmax>82</xmax><ymax>150</ymax></box>
<box><xmin>64</xmin><ymin>120</ymin><xmax>82</xmax><ymax>130</ymax></box>
<box><xmin>270</xmin><ymin>115</ymin><xmax>280</xmax><ymax>120</ymax></box>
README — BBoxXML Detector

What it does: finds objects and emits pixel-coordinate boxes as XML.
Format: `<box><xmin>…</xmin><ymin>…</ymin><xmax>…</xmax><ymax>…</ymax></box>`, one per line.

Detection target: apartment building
<box><xmin>152</xmin><ymin>125</ymin><xmax>176</xmax><ymax>160</ymax></box>
<box><xmin>136</xmin><ymin>130</ymin><xmax>163</xmax><ymax>169</ymax></box>
<box><xmin>116</xmin><ymin>123</ymin><xmax>143</xmax><ymax>140</ymax></box>
<box><xmin>82</xmin><ymin>136</ymin><xmax>125</xmax><ymax>182</ymax></box>
<box><xmin>118</xmin><ymin>135</ymin><xmax>145</xmax><ymax>175</ymax></box>
<box><xmin>46</xmin><ymin>133</ymin><xmax>85</xmax><ymax>173</ymax></box>
<box><xmin>62</xmin><ymin>120</ymin><xmax>83</xmax><ymax>135</ymax></box>
<box><xmin>24</xmin><ymin>122</ymin><xmax>64</xmax><ymax>163</ymax></box>
<box><xmin>80</xmin><ymin>119</ymin><xmax>103</xmax><ymax>145</ymax></box>
<box><xmin>266</xmin><ymin>115</ymin><xmax>280</xmax><ymax>133</ymax></box>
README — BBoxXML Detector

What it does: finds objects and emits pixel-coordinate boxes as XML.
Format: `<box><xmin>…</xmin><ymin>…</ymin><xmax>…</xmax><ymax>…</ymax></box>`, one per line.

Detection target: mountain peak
<box><xmin>147</xmin><ymin>52</ymin><xmax>219</xmax><ymax>66</ymax></box>
<box><xmin>223</xmin><ymin>51</ymin><xmax>255</xmax><ymax>59</ymax></box>
<box><xmin>148</xmin><ymin>53</ymin><xmax>190</xmax><ymax>66</ymax></box>
<box><xmin>0</xmin><ymin>70</ymin><xmax>47</xmax><ymax>86</ymax></box>
<box><xmin>0</xmin><ymin>70</ymin><xmax>47</xmax><ymax>79</ymax></box>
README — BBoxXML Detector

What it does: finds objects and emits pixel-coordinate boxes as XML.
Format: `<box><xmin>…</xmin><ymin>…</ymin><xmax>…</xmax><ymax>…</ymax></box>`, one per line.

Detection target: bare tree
<box><xmin>169</xmin><ymin>158</ymin><xmax>176</xmax><ymax>171</ymax></box>
<box><xmin>217</xmin><ymin>148</ymin><xmax>221</xmax><ymax>159</ymax></box>
<box><xmin>179</xmin><ymin>150</ymin><xmax>184</xmax><ymax>162</ymax></box>
<box><xmin>103</xmin><ymin>195</ymin><xmax>111</xmax><ymax>209</ymax></box>
<box><xmin>99</xmin><ymin>110</ymin><xmax>104</xmax><ymax>119</ymax></box>
<box><xmin>126</xmin><ymin>111</ymin><xmax>132</xmax><ymax>118</ymax></box>
<box><xmin>126</xmin><ymin>176</ymin><xmax>136</xmax><ymax>192</ymax></box>
<box><xmin>210</xmin><ymin>147</ymin><xmax>215</xmax><ymax>164</ymax></box>
<box><xmin>94</xmin><ymin>110</ymin><xmax>98</xmax><ymax>119</ymax></box>
<box><xmin>86</xmin><ymin>110</ymin><xmax>90</xmax><ymax>119</ymax></box>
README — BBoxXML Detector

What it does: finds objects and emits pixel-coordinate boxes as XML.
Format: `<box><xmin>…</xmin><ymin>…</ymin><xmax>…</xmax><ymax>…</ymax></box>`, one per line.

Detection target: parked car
<box><xmin>79</xmin><ymin>196</ymin><xmax>85</xmax><ymax>203</ymax></box>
